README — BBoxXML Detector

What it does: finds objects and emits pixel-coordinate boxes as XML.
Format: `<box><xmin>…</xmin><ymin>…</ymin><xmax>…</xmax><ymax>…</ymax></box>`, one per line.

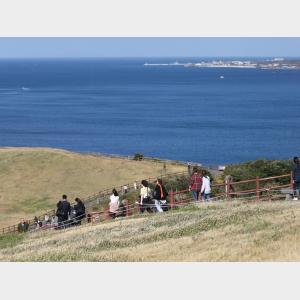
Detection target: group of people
<box><xmin>108</xmin><ymin>178</ymin><xmax>169</xmax><ymax>217</ymax></box>
<box><xmin>137</xmin><ymin>178</ymin><xmax>169</xmax><ymax>213</ymax></box>
<box><xmin>15</xmin><ymin>157</ymin><xmax>300</xmax><ymax>234</ymax></box>
<box><xmin>19</xmin><ymin>172</ymin><xmax>206</xmax><ymax>233</ymax></box>
<box><xmin>55</xmin><ymin>195</ymin><xmax>86</xmax><ymax>229</ymax></box>
<box><xmin>189</xmin><ymin>168</ymin><xmax>212</xmax><ymax>205</ymax></box>
<box><xmin>123</xmin><ymin>180</ymin><xmax>139</xmax><ymax>194</ymax></box>
<box><xmin>17</xmin><ymin>218</ymin><xmax>30</xmax><ymax>233</ymax></box>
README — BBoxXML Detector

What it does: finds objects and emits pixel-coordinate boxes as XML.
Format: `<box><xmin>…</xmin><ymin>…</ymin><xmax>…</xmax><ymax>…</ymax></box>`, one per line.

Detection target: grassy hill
<box><xmin>0</xmin><ymin>147</ymin><xmax>186</xmax><ymax>227</ymax></box>
<box><xmin>1</xmin><ymin>200</ymin><xmax>300</xmax><ymax>261</ymax></box>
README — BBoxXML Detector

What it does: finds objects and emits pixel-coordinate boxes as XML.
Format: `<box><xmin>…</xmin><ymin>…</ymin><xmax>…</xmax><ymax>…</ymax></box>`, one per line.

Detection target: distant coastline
<box><xmin>144</xmin><ymin>58</ymin><xmax>300</xmax><ymax>70</ymax></box>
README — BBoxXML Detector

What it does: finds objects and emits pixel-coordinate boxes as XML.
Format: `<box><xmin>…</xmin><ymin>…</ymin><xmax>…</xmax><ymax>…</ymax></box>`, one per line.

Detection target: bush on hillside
<box><xmin>222</xmin><ymin>159</ymin><xmax>293</xmax><ymax>192</ymax></box>
<box><xmin>223</xmin><ymin>159</ymin><xmax>292</xmax><ymax>181</ymax></box>
<box><xmin>133</xmin><ymin>153</ymin><xmax>144</xmax><ymax>161</ymax></box>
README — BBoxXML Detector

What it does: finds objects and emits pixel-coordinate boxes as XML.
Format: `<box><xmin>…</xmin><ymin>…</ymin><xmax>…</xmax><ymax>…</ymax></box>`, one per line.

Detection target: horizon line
<box><xmin>0</xmin><ymin>55</ymin><xmax>300</xmax><ymax>59</ymax></box>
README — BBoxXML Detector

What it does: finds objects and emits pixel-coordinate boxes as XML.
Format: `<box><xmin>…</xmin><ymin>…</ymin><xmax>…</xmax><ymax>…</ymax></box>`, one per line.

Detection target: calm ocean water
<box><xmin>0</xmin><ymin>58</ymin><xmax>299</xmax><ymax>165</ymax></box>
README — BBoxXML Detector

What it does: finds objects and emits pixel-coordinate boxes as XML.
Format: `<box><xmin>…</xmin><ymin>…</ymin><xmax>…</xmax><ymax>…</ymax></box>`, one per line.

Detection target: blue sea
<box><xmin>0</xmin><ymin>58</ymin><xmax>299</xmax><ymax>165</ymax></box>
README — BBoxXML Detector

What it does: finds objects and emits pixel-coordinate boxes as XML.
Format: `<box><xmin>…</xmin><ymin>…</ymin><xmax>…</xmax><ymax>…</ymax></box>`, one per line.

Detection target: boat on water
<box><xmin>220</xmin><ymin>76</ymin><xmax>225</xmax><ymax>79</ymax></box>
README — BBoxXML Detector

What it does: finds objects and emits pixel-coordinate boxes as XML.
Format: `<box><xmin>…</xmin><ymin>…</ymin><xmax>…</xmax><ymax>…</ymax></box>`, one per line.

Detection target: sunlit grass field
<box><xmin>0</xmin><ymin>147</ymin><xmax>186</xmax><ymax>227</ymax></box>
<box><xmin>1</xmin><ymin>201</ymin><xmax>300</xmax><ymax>261</ymax></box>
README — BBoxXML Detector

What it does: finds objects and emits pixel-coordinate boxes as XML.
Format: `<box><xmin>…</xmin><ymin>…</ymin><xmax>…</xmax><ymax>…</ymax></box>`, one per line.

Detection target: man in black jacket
<box><xmin>56</xmin><ymin>194</ymin><xmax>71</xmax><ymax>228</ymax></box>
<box><xmin>292</xmin><ymin>157</ymin><xmax>300</xmax><ymax>199</ymax></box>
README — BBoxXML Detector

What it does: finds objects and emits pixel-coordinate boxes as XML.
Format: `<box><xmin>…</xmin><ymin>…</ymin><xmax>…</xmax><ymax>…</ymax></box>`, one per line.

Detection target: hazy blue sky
<box><xmin>0</xmin><ymin>38</ymin><xmax>299</xmax><ymax>58</ymax></box>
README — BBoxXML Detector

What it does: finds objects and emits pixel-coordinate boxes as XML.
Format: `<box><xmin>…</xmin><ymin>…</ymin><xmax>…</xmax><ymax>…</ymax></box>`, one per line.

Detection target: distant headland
<box><xmin>144</xmin><ymin>58</ymin><xmax>300</xmax><ymax>70</ymax></box>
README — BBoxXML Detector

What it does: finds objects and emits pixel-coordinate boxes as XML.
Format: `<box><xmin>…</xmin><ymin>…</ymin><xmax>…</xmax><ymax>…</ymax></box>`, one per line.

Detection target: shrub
<box><xmin>133</xmin><ymin>153</ymin><xmax>144</xmax><ymax>161</ymax></box>
<box><xmin>223</xmin><ymin>159</ymin><xmax>292</xmax><ymax>182</ymax></box>
<box><xmin>222</xmin><ymin>159</ymin><xmax>293</xmax><ymax>191</ymax></box>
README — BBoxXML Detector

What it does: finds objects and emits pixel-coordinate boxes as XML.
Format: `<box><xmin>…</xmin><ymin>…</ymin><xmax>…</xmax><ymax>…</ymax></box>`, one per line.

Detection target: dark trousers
<box><xmin>57</xmin><ymin>215</ymin><xmax>68</xmax><ymax>229</ymax></box>
<box><xmin>140</xmin><ymin>205</ymin><xmax>153</xmax><ymax>213</ymax></box>
<box><xmin>109</xmin><ymin>212</ymin><xmax>116</xmax><ymax>219</ymax></box>
<box><xmin>192</xmin><ymin>190</ymin><xmax>200</xmax><ymax>202</ymax></box>
<box><xmin>139</xmin><ymin>198</ymin><xmax>153</xmax><ymax>213</ymax></box>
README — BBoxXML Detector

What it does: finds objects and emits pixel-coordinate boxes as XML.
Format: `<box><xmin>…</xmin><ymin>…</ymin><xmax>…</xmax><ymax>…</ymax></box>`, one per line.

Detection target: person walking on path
<box><xmin>74</xmin><ymin>198</ymin><xmax>86</xmax><ymax>225</ymax></box>
<box><xmin>292</xmin><ymin>157</ymin><xmax>300</xmax><ymax>200</ymax></box>
<box><xmin>138</xmin><ymin>180</ymin><xmax>153</xmax><ymax>213</ymax></box>
<box><xmin>109</xmin><ymin>189</ymin><xmax>120</xmax><ymax>219</ymax></box>
<box><xmin>153</xmin><ymin>178</ymin><xmax>169</xmax><ymax>212</ymax></box>
<box><xmin>123</xmin><ymin>184</ymin><xmax>128</xmax><ymax>194</ymax></box>
<box><xmin>189</xmin><ymin>167</ymin><xmax>202</xmax><ymax>205</ymax></box>
<box><xmin>201</xmin><ymin>170</ymin><xmax>212</xmax><ymax>205</ymax></box>
<box><xmin>44</xmin><ymin>213</ymin><xmax>50</xmax><ymax>224</ymax></box>
<box><xmin>56</xmin><ymin>194</ymin><xmax>71</xmax><ymax>229</ymax></box>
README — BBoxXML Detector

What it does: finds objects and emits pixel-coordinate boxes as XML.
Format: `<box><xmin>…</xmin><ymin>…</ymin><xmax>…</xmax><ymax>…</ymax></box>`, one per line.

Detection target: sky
<box><xmin>0</xmin><ymin>38</ymin><xmax>299</xmax><ymax>58</ymax></box>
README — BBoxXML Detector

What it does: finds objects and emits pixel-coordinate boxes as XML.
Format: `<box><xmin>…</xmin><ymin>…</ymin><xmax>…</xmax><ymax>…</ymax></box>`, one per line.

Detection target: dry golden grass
<box><xmin>0</xmin><ymin>147</ymin><xmax>186</xmax><ymax>227</ymax></box>
<box><xmin>1</xmin><ymin>200</ymin><xmax>300</xmax><ymax>261</ymax></box>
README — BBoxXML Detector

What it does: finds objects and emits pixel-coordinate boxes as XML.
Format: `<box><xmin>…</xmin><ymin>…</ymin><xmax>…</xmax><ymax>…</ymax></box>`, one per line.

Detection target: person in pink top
<box><xmin>109</xmin><ymin>188</ymin><xmax>120</xmax><ymax>219</ymax></box>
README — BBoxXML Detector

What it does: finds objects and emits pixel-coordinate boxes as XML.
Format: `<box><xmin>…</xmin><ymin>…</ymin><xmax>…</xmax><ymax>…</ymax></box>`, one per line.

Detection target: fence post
<box><xmin>125</xmin><ymin>200</ymin><xmax>129</xmax><ymax>217</ymax></box>
<box><xmin>226</xmin><ymin>181</ymin><xmax>230</xmax><ymax>199</ymax></box>
<box><xmin>291</xmin><ymin>171</ymin><xmax>294</xmax><ymax>191</ymax></box>
<box><xmin>170</xmin><ymin>189</ymin><xmax>174</xmax><ymax>209</ymax></box>
<box><xmin>256</xmin><ymin>176</ymin><xmax>260</xmax><ymax>201</ymax></box>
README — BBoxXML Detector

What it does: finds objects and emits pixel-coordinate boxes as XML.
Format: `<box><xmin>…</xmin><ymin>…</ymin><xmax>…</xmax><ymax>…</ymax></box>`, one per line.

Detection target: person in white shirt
<box><xmin>201</xmin><ymin>170</ymin><xmax>212</xmax><ymax>204</ymax></box>
<box><xmin>44</xmin><ymin>213</ymin><xmax>50</xmax><ymax>224</ymax></box>
<box><xmin>109</xmin><ymin>188</ymin><xmax>120</xmax><ymax>219</ymax></box>
<box><xmin>139</xmin><ymin>180</ymin><xmax>153</xmax><ymax>213</ymax></box>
